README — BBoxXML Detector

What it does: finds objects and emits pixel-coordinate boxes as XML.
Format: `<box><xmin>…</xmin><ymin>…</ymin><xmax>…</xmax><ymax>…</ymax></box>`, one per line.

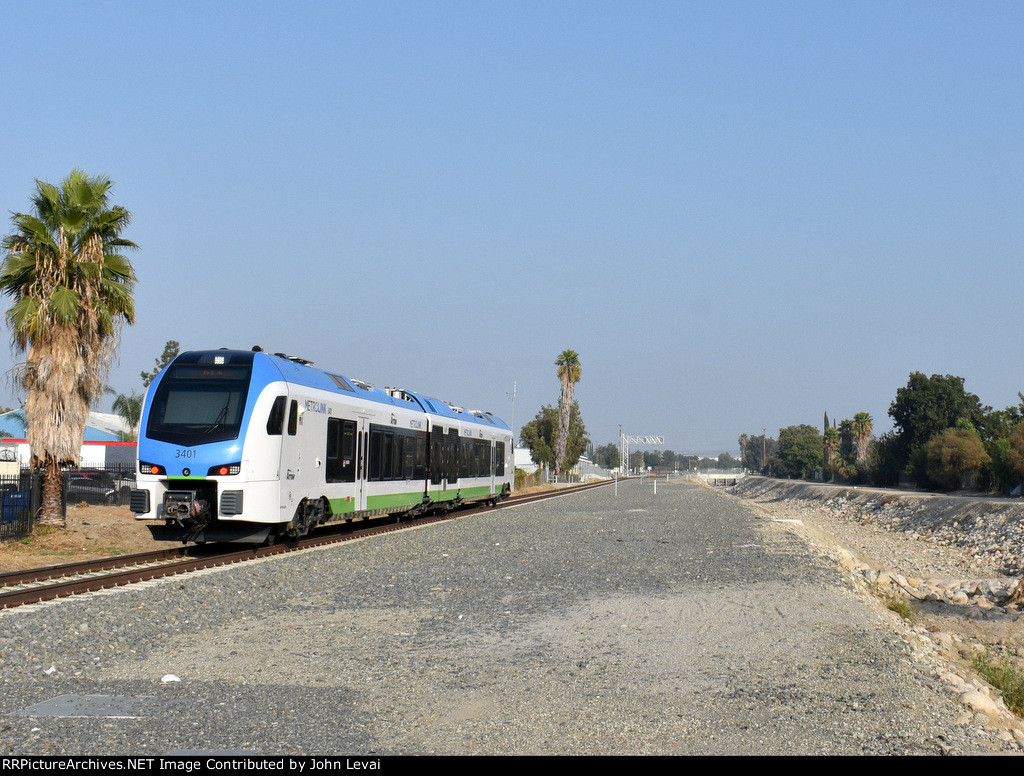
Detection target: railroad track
<box><xmin>0</xmin><ymin>480</ymin><xmax>611</xmax><ymax>610</ymax></box>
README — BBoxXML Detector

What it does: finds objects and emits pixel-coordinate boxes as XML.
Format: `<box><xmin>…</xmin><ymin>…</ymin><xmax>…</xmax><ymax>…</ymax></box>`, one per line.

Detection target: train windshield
<box><xmin>146</xmin><ymin>363</ymin><xmax>252</xmax><ymax>446</ymax></box>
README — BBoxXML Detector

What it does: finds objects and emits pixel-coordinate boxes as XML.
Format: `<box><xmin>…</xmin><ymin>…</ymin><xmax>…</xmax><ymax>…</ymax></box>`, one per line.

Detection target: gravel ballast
<box><xmin>0</xmin><ymin>478</ymin><xmax>1010</xmax><ymax>755</ymax></box>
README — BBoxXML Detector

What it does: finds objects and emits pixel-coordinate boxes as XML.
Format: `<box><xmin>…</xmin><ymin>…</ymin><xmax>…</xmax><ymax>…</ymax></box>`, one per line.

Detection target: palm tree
<box><xmin>0</xmin><ymin>170</ymin><xmax>138</xmax><ymax>526</ymax></box>
<box><xmin>554</xmin><ymin>349</ymin><xmax>582</xmax><ymax>478</ymax></box>
<box><xmin>851</xmin><ymin>412</ymin><xmax>873</xmax><ymax>465</ymax></box>
<box><xmin>738</xmin><ymin>433</ymin><xmax>749</xmax><ymax>469</ymax></box>
<box><xmin>113</xmin><ymin>389</ymin><xmax>144</xmax><ymax>441</ymax></box>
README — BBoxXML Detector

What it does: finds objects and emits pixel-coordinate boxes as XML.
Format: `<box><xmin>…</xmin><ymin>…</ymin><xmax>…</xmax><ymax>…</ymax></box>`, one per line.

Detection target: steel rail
<box><xmin>0</xmin><ymin>479</ymin><xmax>611</xmax><ymax>610</ymax></box>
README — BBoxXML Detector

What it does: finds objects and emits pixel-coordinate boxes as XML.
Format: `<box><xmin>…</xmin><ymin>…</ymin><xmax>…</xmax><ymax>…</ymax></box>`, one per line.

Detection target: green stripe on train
<box><xmin>328</xmin><ymin>498</ymin><xmax>357</xmax><ymax>515</ymax></box>
<box><xmin>329</xmin><ymin>485</ymin><xmax>496</xmax><ymax>514</ymax></box>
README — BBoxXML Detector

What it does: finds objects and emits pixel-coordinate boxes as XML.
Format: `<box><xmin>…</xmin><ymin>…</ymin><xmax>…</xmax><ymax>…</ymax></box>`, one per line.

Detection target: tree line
<box><xmin>740</xmin><ymin>372</ymin><xmax>1024</xmax><ymax>493</ymax></box>
<box><xmin>590</xmin><ymin>445</ymin><xmax>739</xmax><ymax>473</ymax></box>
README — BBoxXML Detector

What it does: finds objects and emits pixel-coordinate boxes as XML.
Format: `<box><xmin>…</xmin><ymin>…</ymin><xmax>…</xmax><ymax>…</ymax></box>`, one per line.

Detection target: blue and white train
<box><xmin>130</xmin><ymin>348</ymin><xmax>514</xmax><ymax>543</ymax></box>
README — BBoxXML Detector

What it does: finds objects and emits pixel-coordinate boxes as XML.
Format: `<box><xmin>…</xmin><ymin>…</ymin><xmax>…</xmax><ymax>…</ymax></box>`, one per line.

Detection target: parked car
<box><xmin>65</xmin><ymin>470</ymin><xmax>118</xmax><ymax>505</ymax></box>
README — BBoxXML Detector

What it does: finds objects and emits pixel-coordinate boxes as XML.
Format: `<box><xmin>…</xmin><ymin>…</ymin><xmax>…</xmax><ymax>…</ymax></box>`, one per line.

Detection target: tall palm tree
<box><xmin>554</xmin><ymin>349</ymin><xmax>582</xmax><ymax>478</ymax></box>
<box><xmin>851</xmin><ymin>412</ymin><xmax>873</xmax><ymax>465</ymax></box>
<box><xmin>738</xmin><ymin>433</ymin><xmax>749</xmax><ymax>469</ymax></box>
<box><xmin>0</xmin><ymin>170</ymin><xmax>138</xmax><ymax>526</ymax></box>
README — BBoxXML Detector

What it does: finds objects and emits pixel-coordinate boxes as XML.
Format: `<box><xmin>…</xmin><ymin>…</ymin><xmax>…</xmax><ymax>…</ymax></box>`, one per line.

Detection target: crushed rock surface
<box><xmin>2</xmin><ymin>478</ymin><xmax>1021</xmax><ymax>755</ymax></box>
<box><xmin>728</xmin><ymin>476</ymin><xmax>1024</xmax><ymax>746</ymax></box>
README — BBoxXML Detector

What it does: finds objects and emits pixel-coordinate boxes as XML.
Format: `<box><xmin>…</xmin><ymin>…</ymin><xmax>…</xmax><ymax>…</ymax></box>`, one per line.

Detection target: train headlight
<box><xmin>208</xmin><ymin>463</ymin><xmax>241</xmax><ymax>476</ymax></box>
<box><xmin>140</xmin><ymin>461</ymin><xmax>165</xmax><ymax>475</ymax></box>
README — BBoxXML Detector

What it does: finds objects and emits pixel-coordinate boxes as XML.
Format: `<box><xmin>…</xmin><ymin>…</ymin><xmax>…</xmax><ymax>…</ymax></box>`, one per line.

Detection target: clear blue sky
<box><xmin>1</xmin><ymin>1</ymin><xmax>1022</xmax><ymax>456</ymax></box>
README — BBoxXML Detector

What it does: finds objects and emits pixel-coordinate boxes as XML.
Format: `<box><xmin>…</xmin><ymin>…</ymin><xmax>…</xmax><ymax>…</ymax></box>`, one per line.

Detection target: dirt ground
<box><xmin>0</xmin><ymin>504</ymin><xmax>179</xmax><ymax>573</ymax></box>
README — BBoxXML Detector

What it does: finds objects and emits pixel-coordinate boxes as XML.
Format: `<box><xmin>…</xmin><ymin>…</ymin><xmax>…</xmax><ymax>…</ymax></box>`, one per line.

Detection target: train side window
<box><xmin>381</xmin><ymin>433</ymin><xmax>393</xmax><ymax>480</ymax></box>
<box><xmin>287</xmin><ymin>400</ymin><xmax>298</xmax><ymax>436</ymax></box>
<box><xmin>430</xmin><ymin>427</ymin><xmax>443</xmax><ymax>484</ymax></box>
<box><xmin>341</xmin><ymin>422</ymin><xmax>356</xmax><ymax>482</ymax></box>
<box><xmin>392</xmin><ymin>434</ymin><xmax>404</xmax><ymax>480</ymax></box>
<box><xmin>267</xmin><ymin>396</ymin><xmax>287</xmax><ymax>435</ymax></box>
<box><xmin>495</xmin><ymin>441</ymin><xmax>505</xmax><ymax>476</ymax></box>
<box><xmin>414</xmin><ymin>434</ymin><xmax>427</xmax><ymax>481</ymax></box>
<box><xmin>327</xmin><ymin>418</ymin><xmax>340</xmax><ymax>461</ymax></box>
<box><xmin>448</xmin><ymin>429</ymin><xmax>459</xmax><ymax>482</ymax></box>
<box><xmin>403</xmin><ymin>434</ymin><xmax>415</xmax><ymax>480</ymax></box>
<box><xmin>369</xmin><ymin>427</ymin><xmax>383</xmax><ymax>480</ymax></box>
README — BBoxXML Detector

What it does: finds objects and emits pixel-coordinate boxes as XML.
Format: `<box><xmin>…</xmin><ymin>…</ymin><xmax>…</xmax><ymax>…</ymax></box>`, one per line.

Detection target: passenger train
<box><xmin>130</xmin><ymin>347</ymin><xmax>514</xmax><ymax>543</ymax></box>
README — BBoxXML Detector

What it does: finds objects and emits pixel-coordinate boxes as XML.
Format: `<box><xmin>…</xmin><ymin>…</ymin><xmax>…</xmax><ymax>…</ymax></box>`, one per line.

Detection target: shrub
<box><xmin>925</xmin><ymin>428</ymin><xmax>990</xmax><ymax>491</ymax></box>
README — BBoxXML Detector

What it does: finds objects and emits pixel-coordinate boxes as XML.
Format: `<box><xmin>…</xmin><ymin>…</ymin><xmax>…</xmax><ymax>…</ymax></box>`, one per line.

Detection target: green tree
<box><xmin>141</xmin><ymin>340</ymin><xmax>180</xmax><ymax>387</ymax></box>
<box><xmin>773</xmin><ymin>425</ymin><xmax>824</xmax><ymax>479</ymax></box>
<box><xmin>851</xmin><ymin>412</ymin><xmax>873</xmax><ymax>464</ymax></box>
<box><xmin>593</xmin><ymin>443</ymin><xmax>620</xmax><ymax>470</ymax></box>
<box><xmin>554</xmin><ymin>350</ymin><xmax>582</xmax><ymax>477</ymax></box>
<box><xmin>837</xmin><ymin>419</ymin><xmax>854</xmax><ymax>467</ymax></box>
<box><xmin>521</xmin><ymin>402</ymin><xmax>589</xmax><ymax>475</ymax></box>
<box><xmin>889</xmin><ymin>373</ymin><xmax>983</xmax><ymax>483</ymax></box>
<box><xmin>987</xmin><ymin>437</ymin><xmax>1014</xmax><ymax>493</ymax></box>
<box><xmin>819</xmin><ymin>425</ymin><xmax>835</xmax><ymax>481</ymax></box>
<box><xmin>741</xmin><ymin>433</ymin><xmax>777</xmax><ymax>473</ymax></box>
<box><xmin>629</xmin><ymin>451</ymin><xmax>645</xmax><ymax>472</ymax></box>
<box><xmin>1004</xmin><ymin>426</ymin><xmax>1024</xmax><ymax>488</ymax></box>
<box><xmin>0</xmin><ymin>170</ymin><xmax>138</xmax><ymax>526</ymax></box>
<box><xmin>925</xmin><ymin>428</ymin><xmax>990</xmax><ymax>491</ymax></box>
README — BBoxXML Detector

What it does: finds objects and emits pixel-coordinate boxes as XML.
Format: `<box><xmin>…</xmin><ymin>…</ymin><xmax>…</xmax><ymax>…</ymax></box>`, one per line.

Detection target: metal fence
<box><xmin>0</xmin><ymin>463</ymin><xmax>137</xmax><ymax>543</ymax></box>
<box><xmin>0</xmin><ymin>468</ymin><xmax>38</xmax><ymax>543</ymax></box>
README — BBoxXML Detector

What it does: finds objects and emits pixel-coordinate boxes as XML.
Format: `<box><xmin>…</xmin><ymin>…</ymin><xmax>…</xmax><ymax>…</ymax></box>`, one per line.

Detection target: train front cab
<box><xmin>131</xmin><ymin>351</ymin><xmax>293</xmax><ymax>543</ymax></box>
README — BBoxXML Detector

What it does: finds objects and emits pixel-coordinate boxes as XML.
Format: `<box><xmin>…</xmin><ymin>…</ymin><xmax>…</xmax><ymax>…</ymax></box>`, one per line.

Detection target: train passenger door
<box><xmin>356</xmin><ymin>415</ymin><xmax>370</xmax><ymax>511</ymax></box>
<box><xmin>448</xmin><ymin>428</ymin><xmax>460</xmax><ymax>493</ymax></box>
<box><xmin>279</xmin><ymin>398</ymin><xmax>302</xmax><ymax>515</ymax></box>
<box><xmin>490</xmin><ymin>440</ymin><xmax>496</xmax><ymax>495</ymax></box>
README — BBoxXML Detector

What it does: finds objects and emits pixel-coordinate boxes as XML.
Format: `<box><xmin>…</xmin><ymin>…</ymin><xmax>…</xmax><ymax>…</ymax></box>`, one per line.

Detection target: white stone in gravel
<box><xmin>961</xmin><ymin>690</ymin><xmax>1003</xmax><ymax>718</ymax></box>
<box><xmin>931</xmin><ymin>632</ymin><xmax>955</xmax><ymax>651</ymax></box>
